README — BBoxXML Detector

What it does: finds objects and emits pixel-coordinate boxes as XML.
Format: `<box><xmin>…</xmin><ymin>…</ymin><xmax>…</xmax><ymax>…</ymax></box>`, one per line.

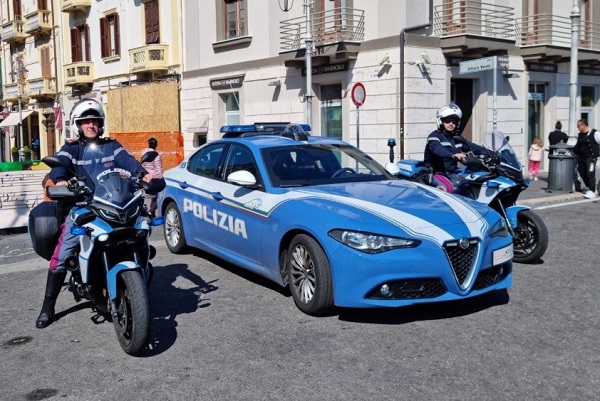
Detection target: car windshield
<box><xmin>483</xmin><ymin>131</ymin><xmax>522</xmax><ymax>171</ymax></box>
<box><xmin>83</xmin><ymin>143</ymin><xmax>138</xmax><ymax>208</ymax></box>
<box><xmin>263</xmin><ymin>143</ymin><xmax>393</xmax><ymax>187</ymax></box>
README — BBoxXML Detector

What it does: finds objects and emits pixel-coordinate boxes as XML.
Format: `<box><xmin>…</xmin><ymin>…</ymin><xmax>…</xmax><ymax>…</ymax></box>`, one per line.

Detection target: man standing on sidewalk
<box><xmin>575</xmin><ymin>119</ymin><xmax>600</xmax><ymax>199</ymax></box>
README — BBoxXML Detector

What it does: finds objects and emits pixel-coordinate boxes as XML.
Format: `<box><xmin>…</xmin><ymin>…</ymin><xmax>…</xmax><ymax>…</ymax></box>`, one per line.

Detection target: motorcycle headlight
<box><xmin>490</xmin><ymin>218</ymin><xmax>509</xmax><ymax>238</ymax></box>
<box><xmin>329</xmin><ymin>229</ymin><xmax>420</xmax><ymax>254</ymax></box>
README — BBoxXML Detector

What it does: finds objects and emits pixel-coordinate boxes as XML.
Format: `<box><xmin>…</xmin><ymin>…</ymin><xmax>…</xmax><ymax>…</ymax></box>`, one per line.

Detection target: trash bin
<box><xmin>547</xmin><ymin>142</ymin><xmax>575</xmax><ymax>192</ymax></box>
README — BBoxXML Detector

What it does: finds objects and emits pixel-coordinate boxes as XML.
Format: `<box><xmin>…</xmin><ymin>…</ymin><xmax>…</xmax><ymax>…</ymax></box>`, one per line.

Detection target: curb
<box><xmin>518</xmin><ymin>192</ymin><xmax>587</xmax><ymax>207</ymax></box>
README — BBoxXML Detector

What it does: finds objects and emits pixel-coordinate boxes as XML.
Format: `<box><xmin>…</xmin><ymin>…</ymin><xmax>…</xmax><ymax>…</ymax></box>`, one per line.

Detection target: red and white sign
<box><xmin>351</xmin><ymin>82</ymin><xmax>366</xmax><ymax>107</ymax></box>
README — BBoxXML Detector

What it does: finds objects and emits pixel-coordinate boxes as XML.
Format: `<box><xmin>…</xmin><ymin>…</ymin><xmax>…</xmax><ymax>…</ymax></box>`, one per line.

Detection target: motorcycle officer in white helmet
<box><xmin>35</xmin><ymin>98</ymin><xmax>155</xmax><ymax>329</ymax></box>
<box><xmin>423</xmin><ymin>103</ymin><xmax>489</xmax><ymax>186</ymax></box>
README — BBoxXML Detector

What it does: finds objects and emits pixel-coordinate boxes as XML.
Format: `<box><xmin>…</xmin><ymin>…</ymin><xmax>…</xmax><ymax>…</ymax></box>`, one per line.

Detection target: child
<box><xmin>528</xmin><ymin>137</ymin><xmax>544</xmax><ymax>181</ymax></box>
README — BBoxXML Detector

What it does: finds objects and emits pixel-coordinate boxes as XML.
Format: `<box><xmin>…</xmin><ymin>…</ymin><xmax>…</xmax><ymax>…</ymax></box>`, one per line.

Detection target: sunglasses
<box><xmin>442</xmin><ymin>117</ymin><xmax>459</xmax><ymax>125</ymax></box>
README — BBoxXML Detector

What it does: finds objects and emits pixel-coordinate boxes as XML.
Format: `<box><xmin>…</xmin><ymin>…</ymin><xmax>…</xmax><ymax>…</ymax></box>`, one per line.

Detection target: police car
<box><xmin>157</xmin><ymin>123</ymin><xmax>513</xmax><ymax>315</ymax></box>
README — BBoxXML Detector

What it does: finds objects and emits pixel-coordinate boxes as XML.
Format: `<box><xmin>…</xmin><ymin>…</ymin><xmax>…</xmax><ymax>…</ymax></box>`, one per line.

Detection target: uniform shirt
<box><xmin>423</xmin><ymin>129</ymin><xmax>489</xmax><ymax>173</ymax></box>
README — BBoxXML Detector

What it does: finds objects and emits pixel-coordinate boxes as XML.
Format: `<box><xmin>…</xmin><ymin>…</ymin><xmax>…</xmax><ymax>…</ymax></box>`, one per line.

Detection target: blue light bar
<box><xmin>219</xmin><ymin>125</ymin><xmax>257</xmax><ymax>133</ymax></box>
<box><xmin>298</xmin><ymin>124</ymin><xmax>311</xmax><ymax>132</ymax></box>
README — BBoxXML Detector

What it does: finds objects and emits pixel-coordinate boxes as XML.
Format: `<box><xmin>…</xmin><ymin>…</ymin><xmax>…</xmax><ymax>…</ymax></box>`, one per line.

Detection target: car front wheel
<box><xmin>287</xmin><ymin>234</ymin><xmax>334</xmax><ymax>315</ymax></box>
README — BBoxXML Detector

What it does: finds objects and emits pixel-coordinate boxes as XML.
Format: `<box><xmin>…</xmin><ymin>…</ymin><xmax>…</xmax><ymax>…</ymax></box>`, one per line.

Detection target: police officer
<box><xmin>423</xmin><ymin>103</ymin><xmax>488</xmax><ymax>186</ymax></box>
<box><xmin>35</xmin><ymin>98</ymin><xmax>154</xmax><ymax>328</ymax></box>
<box><xmin>575</xmin><ymin>119</ymin><xmax>600</xmax><ymax>199</ymax></box>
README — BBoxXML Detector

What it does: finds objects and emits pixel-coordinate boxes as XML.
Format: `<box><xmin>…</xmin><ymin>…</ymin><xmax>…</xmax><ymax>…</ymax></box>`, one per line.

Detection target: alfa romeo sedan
<box><xmin>157</xmin><ymin>124</ymin><xmax>513</xmax><ymax>315</ymax></box>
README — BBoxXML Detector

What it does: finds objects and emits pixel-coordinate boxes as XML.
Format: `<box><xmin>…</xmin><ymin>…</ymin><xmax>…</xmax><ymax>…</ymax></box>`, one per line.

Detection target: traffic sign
<box><xmin>351</xmin><ymin>82</ymin><xmax>366</xmax><ymax>107</ymax></box>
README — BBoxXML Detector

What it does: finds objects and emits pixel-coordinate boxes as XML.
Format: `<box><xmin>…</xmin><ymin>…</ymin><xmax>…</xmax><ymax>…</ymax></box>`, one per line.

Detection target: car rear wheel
<box><xmin>164</xmin><ymin>202</ymin><xmax>187</xmax><ymax>254</ymax></box>
<box><xmin>287</xmin><ymin>234</ymin><xmax>334</xmax><ymax>315</ymax></box>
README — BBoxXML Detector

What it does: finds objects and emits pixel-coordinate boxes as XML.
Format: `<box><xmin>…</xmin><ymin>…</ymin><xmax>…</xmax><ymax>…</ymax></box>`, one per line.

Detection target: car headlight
<box><xmin>490</xmin><ymin>218</ymin><xmax>509</xmax><ymax>237</ymax></box>
<box><xmin>329</xmin><ymin>229</ymin><xmax>420</xmax><ymax>254</ymax></box>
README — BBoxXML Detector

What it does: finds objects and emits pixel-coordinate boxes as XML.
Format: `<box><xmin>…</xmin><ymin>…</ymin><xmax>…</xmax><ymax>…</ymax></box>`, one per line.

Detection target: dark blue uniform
<box><xmin>423</xmin><ymin>129</ymin><xmax>488</xmax><ymax>173</ymax></box>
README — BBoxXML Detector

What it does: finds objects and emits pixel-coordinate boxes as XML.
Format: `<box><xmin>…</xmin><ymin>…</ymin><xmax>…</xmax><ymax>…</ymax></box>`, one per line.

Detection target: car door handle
<box><xmin>179</xmin><ymin>181</ymin><xmax>189</xmax><ymax>189</ymax></box>
<box><xmin>212</xmin><ymin>192</ymin><xmax>224</xmax><ymax>201</ymax></box>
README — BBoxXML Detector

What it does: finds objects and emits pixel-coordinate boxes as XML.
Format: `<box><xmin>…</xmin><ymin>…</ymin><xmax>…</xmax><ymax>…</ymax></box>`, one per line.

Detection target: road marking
<box><xmin>534</xmin><ymin>198</ymin><xmax>598</xmax><ymax>210</ymax></box>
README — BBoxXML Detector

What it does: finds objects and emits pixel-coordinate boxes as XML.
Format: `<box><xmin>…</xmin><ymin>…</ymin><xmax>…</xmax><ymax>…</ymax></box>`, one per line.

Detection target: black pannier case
<box><xmin>28</xmin><ymin>201</ymin><xmax>66</xmax><ymax>261</ymax></box>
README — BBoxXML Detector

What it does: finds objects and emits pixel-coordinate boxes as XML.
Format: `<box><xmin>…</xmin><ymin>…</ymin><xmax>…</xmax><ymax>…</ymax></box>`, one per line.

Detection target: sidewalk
<box><xmin>518</xmin><ymin>172</ymin><xmax>589</xmax><ymax>207</ymax></box>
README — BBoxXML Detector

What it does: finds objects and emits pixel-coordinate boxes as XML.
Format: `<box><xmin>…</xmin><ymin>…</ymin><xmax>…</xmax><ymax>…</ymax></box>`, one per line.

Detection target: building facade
<box><xmin>181</xmin><ymin>0</ymin><xmax>600</xmax><ymax>171</ymax></box>
<box><xmin>0</xmin><ymin>0</ymin><xmax>183</xmax><ymax>162</ymax></box>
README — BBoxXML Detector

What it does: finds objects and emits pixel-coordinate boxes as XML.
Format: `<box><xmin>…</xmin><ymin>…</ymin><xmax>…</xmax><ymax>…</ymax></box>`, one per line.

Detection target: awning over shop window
<box><xmin>187</xmin><ymin>114</ymin><xmax>209</xmax><ymax>134</ymax></box>
<box><xmin>0</xmin><ymin>110</ymin><xmax>34</xmax><ymax>127</ymax></box>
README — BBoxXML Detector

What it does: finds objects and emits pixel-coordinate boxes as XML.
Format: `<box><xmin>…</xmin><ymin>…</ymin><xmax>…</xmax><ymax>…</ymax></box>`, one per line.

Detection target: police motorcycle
<box><xmin>29</xmin><ymin>147</ymin><xmax>165</xmax><ymax>356</ymax></box>
<box><xmin>386</xmin><ymin>132</ymin><xmax>549</xmax><ymax>264</ymax></box>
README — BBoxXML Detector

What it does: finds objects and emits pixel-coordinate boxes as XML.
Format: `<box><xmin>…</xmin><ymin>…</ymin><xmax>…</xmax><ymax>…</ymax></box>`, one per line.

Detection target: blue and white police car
<box><xmin>157</xmin><ymin>123</ymin><xmax>513</xmax><ymax>315</ymax></box>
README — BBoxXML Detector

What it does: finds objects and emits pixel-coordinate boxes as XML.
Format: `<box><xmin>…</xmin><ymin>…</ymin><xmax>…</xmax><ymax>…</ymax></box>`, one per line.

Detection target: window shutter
<box><xmin>100</xmin><ymin>17</ymin><xmax>107</xmax><ymax>57</ymax></box>
<box><xmin>145</xmin><ymin>0</ymin><xmax>160</xmax><ymax>44</ymax></box>
<box><xmin>41</xmin><ymin>47</ymin><xmax>51</xmax><ymax>78</ymax></box>
<box><xmin>85</xmin><ymin>25</ymin><xmax>91</xmax><ymax>61</ymax></box>
<box><xmin>71</xmin><ymin>28</ymin><xmax>81</xmax><ymax>62</ymax></box>
<box><xmin>114</xmin><ymin>13</ymin><xmax>120</xmax><ymax>55</ymax></box>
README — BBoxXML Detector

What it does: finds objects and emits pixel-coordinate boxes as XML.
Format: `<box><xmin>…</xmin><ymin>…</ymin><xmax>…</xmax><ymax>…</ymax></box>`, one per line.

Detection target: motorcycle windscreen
<box><xmin>483</xmin><ymin>131</ymin><xmax>522</xmax><ymax>170</ymax></box>
<box><xmin>83</xmin><ymin>143</ymin><xmax>136</xmax><ymax>208</ymax></box>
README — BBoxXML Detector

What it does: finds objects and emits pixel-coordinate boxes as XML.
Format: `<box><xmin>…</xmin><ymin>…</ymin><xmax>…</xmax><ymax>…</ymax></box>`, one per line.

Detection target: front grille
<box><xmin>443</xmin><ymin>239</ymin><xmax>479</xmax><ymax>287</ymax></box>
<box><xmin>366</xmin><ymin>279</ymin><xmax>447</xmax><ymax>300</ymax></box>
<box><xmin>473</xmin><ymin>263</ymin><xmax>511</xmax><ymax>290</ymax></box>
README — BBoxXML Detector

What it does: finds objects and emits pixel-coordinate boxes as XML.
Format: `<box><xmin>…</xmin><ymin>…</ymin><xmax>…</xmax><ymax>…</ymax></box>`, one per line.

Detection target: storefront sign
<box><xmin>210</xmin><ymin>74</ymin><xmax>245</xmax><ymax>90</ymax></box>
<box><xmin>301</xmin><ymin>62</ymin><xmax>348</xmax><ymax>76</ymax></box>
<box><xmin>579</xmin><ymin>67</ymin><xmax>600</xmax><ymax>76</ymax></box>
<box><xmin>459</xmin><ymin>57</ymin><xmax>495</xmax><ymax>74</ymax></box>
<box><xmin>526</xmin><ymin>63</ymin><xmax>558</xmax><ymax>73</ymax></box>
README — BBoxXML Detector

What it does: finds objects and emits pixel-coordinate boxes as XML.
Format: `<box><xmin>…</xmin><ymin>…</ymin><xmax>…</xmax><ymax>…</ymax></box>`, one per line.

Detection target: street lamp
<box><xmin>9</xmin><ymin>57</ymin><xmax>29</xmax><ymax>161</ymax></box>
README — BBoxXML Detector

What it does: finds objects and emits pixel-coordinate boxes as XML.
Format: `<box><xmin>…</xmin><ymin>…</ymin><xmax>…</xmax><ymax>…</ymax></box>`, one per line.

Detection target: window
<box><xmin>222</xmin><ymin>145</ymin><xmax>258</xmax><ymax>182</ymax></box>
<box><xmin>37</xmin><ymin>0</ymin><xmax>48</xmax><ymax>10</ymax></box>
<box><xmin>320</xmin><ymin>84</ymin><xmax>342</xmax><ymax>139</ymax></box>
<box><xmin>144</xmin><ymin>0</ymin><xmax>160</xmax><ymax>44</ymax></box>
<box><xmin>224</xmin><ymin>92</ymin><xmax>240</xmax><ymax>125</ymax></box>
<box><xmin>40</xmin><ymin>46</ymin><xmax>51</xmax><ymax>78</ymax></box>
<box><xmin>224</xmin><ymin>0</ymin><xmax>246</xmax><ymax>39</ymax></box>
<box><xmin>188</xmin><ymin>144</ymin><xmax>227</xmax><ymax>178</ymax></box>
<box><xmin>71</xmin><ymin>25</ymin><xmax>90</xmax><ymax>62</ymax></box>
<box><xmin>100</xmin><ymin>13</ymin><xmax>120</xmax><ymax>58</ymax></box>
<box><xmin>12</xmin><ymin>0</ymin><xmax>22</xmax><ymax>20</ymax></box>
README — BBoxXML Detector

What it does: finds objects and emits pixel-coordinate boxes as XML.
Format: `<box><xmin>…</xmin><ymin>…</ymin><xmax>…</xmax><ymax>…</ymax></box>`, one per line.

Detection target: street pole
<box><xmin>17</xmin><ymin>93</ymin><xmax>24</xmax><ymax>161</ymax></box>
<box><xmin>304</xmin><ymin>0</ymin><xmax>313</xmax><ymax>126</ymax></box>
<box><xmin>568</xmin><ymin>0</ymin><xmax>580</xmax><ymax>145</ymax></box>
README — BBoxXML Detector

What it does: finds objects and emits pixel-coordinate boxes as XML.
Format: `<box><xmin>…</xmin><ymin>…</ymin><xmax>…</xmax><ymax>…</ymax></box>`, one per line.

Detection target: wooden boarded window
<box><xmin>100</xmin><ymin>13</ymin><xmax>120</xmax><ymax>58</ymax></box>
<box><xmin>37</xmin><ymin>0</ymin><xmax>48</xmax><ymax>10</ymax></box>
<box><xmin>12</xmin><ymin>0</ymin><xmax>22</xmax><ymax>19</ymax></box>
<box><xmin>145</xmin><ymin>0</ymin><xmax>160</xmax><ymax>44</ymax></box>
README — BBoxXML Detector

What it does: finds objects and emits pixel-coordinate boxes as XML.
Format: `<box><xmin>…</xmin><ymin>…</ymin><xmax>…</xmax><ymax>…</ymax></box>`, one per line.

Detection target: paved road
<box><xmin>1</xmin><ymin>199</ymin><xmax>599</xmax><ymax>401</ymax></box>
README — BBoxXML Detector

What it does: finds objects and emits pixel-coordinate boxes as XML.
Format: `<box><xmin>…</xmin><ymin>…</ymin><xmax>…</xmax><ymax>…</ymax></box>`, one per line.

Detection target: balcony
<box><xmin>62</xmin><ymin>0</ymin><xmax>91</xmax><ymax>13</ymax></box>
<box><xmin>25</xmin><ymin>10</ymin><xmax>52</xmax><ymax>36</ymax></box>
<box><xmin>515</xmin><ymin>14</ymin><xmax>600</xmax><ymax>65</ymax></box>
<box><xmin>2</xmin><ymin>18</ymin><xmax>27</xmax><ymax>44</ymax></box>
<box><xmin>27</xmin><ymin>77</ymin><xmax>56</xmax><ymax>99</ymax></box>
<box><xmin>280</xmin><ymin>7</ymin><xmax>365</xmax><ymax>68</ymax></box>
<box><xmin>64</xmin><ymin>61</ymin><xmax>94</xmax><ymax>87</ymax></box>
<box><xmin>3</xmin><ymin>82</ymin><xmax>29</xmax><ymax>103</ymax></box>
<box><xmin>433</xmin><ymin>0</ymin><xmax>515</xmax><ymax>57</ymax></box>
<box><xmin>129</xmin><ymin>44</ymin><xmax>169</xmax><ymax>74</ymax></box>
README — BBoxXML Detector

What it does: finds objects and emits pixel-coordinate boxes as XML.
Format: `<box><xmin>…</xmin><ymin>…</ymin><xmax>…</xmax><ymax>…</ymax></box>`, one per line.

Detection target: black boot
<box><xmin>36</xmin><ymin>270</ymin><xmax>67</xmax><ymax>329</ymax></box>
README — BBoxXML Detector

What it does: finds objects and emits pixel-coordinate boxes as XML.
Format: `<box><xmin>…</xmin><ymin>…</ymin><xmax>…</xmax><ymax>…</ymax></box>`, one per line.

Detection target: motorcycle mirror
<box><xmin>140</xmin><ymin>151</ymin><xmax>158</xmax><ymax>164</ymax></box>
<box><xmin>42</xmin><ymin>156</ymin><xmax>78</xmax><ymax>177</ymax></box>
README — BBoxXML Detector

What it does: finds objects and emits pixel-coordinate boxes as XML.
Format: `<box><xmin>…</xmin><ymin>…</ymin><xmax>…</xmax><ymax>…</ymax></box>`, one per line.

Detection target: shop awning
<box><xmin>186</xmin><ymin>114</ymin><xmax>209</xmax><ymax>134</ymax></box>
<box><xmin>0</xmin><ymin>110</ymin><xmax>34</xmax><ymax>127</ymax></box>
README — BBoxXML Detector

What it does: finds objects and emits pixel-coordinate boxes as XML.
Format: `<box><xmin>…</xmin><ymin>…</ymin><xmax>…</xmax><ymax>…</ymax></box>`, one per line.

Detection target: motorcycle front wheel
<box><xmin>112</xmin><ymin>270</ymin><xmax>150</xmax><ymax>356</ymax></box>
<box><xmin>512</xmin><ymin>210</ymin><xmax>549</xmax><ymax>264</ymax></box>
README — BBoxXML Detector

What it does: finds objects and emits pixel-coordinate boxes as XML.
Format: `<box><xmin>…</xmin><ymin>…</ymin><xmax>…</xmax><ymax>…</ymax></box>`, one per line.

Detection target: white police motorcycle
<box><xmin>30</xmin><ymin>147</ymin><xmax>165</xmax><ymax>355</ymax></box>
<box><xmin>388</xmin><ymin>131</ymin><xmax>549</xmax><ymax>264</ymax></box>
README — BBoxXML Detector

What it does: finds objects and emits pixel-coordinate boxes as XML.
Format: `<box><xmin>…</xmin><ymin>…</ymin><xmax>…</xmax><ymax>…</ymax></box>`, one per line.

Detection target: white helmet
<box><xmin>70</xmin><ymin>98</ymin><xmax>105</xmax><ymax>138</ymax></box>
<box><xmin>436</xmin><ymin>103</ymin><xmax>462</xmax><ymax>131</ymax></box>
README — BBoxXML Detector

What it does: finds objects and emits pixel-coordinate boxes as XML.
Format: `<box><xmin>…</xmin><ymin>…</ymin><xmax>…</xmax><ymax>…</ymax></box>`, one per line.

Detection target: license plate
<box><xmin>493</xmin><ymin>244</ymin><xmax>513</xmax><ymax>265</ymax></box>
<box><xmin>492</xmin><ymin>244</ymin><xmax>513</xmax><ymax>266</ymax></box>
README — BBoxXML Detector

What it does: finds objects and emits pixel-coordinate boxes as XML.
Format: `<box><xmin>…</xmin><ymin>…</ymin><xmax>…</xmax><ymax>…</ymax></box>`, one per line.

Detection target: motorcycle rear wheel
<box><xmin>112</xmin><ymin>271</ymin><xmax>150</xmax><ymax>356</ymax></box>
<box><xmin>512</xmin><ymin>210</ymin><xmax>549</xmax><ymax>264</ymax></box>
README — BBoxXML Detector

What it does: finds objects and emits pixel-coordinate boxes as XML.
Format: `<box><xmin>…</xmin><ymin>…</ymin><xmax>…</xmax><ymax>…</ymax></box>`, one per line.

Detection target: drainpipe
<box><xmin>399</xmin><ymin>0</ymin><xmax>433</xmax><ymax>159</ymax></box>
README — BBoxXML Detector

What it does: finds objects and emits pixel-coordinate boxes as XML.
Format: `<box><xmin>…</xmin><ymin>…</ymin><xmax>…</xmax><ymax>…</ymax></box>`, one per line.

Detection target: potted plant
<box><xmin>22</xmin><ymin>145</ymin><xmax>32</xmax><ymax>161</ymax></box>
<box><xmin>11</xmin><ymin>146</ymin><xmax>19</xmax><ymax>161</ymax></box>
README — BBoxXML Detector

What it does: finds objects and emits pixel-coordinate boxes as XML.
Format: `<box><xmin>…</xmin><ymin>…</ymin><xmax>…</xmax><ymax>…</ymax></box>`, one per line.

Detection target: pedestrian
<box><xmin>548</xmin><ymin>121</ymin><xmax>568</xmax><ymax>146</ymax></box>
<box><xmin>142</xmin><ymin>137</ymin><xmax>163</xmax><ymax>217</ymax></box>
<box><xmin>35</xmin><ymin>98</ymin><xmax>156</xmax><ymax>329</ymax></box>
<box><xmin>574</xmin><ymin>119</ymin><xmax>600</xmax><ymax>199</ymax></box>
<box><xmin>423</xmin><ymin>103</ymin><xmax>490</xmax><ymax>188</ymax></box>
<box><xmin>528</xmin><ymin>137</ymin><xmax>544</xmax><ymax>181</ymax></box>
<box><xmin>32</xmin><ymin>137</ymin><xmax>40</xmax><ymax>159</ymax></box>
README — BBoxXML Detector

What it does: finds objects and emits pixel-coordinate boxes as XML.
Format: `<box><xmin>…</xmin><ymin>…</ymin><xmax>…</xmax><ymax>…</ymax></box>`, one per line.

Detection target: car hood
<box><xmin>291</xmin><ymin>180</ymin><xmax>493</xmax><ymax>234</ymax></box>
